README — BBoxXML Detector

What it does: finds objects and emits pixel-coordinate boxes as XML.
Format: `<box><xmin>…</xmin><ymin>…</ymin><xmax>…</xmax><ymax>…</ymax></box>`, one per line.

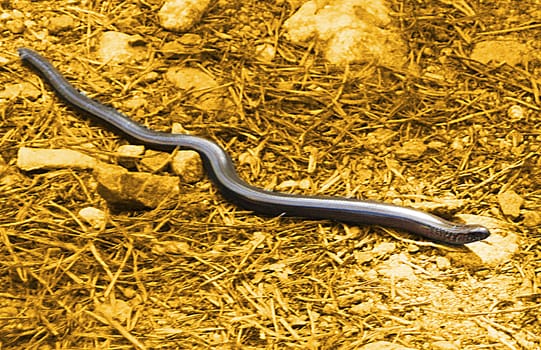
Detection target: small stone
<box><xmin>78</xmin><ymin>207</ymin><xmax>107</xmax><ymax>229</ymax></box>
<box><xmin>498</xmin><ymin>190</ymin><xmax>524</xmax><ymax>218</ymax></box>
<box><xmin>17</xmin><ymin>147</ymin><xmax>98</xmax><ymax>171</ymax></box>
<box><xmin>0</xmin><ymin>82</ymin><xmax>41</xmax><ymax>100</ymax></box>
<box><xmin>283</xmin><ymin>0</ymin><xmax>406</xmax><ymax>66</ymax></box>
<box><xmin>158</xmin><ymin>0</ymin><xmax>211</xmax><ymax>32</ymax></box>
<box><xmin>171</xmin><ymin>150</ymin><xmax>204</xmax><ymax>183</ymax></box>
<box><xmin>255</xmin><ymin>43</ymin><xmax>276</xmax><ymax>62</ymax></box>
<box><xmin>471</xmin><ymin>40</ymin><xmax>532</xmax><ymax>66</ymax></box>
<box><xmin>98</xmin><ymin>31</ymin><xmax>145</xmax><ymax>63</ymax></box>
<box><xmin>395</xmin><ymin>139</ymin><xmax>427</xmax><ymax>160</ymax></box>
<box><xmin>522</xmin><ymin>210</ymin><xmax>541</xmax><ymax>227</ymax></box>
<box><xmin>435</xmin><ymin>256</ymin><xmax>451</xmax><ymax>271</ymax></box>
<box><xmin>116</xmin><ymin>144</ymin><xmax>145</xmax><ymax>168</ymax></box>
<box><xmin>372</xmin><ymin>242</ymin><xmax>396</xmax><ymax>255</ymax></box>
<box><xmin>6</xmin><ymin>18</ymin><xmax>25</xmax><ymax>34</ymax></box>
<box><xmin>48</xmin><ymin>14</ymin><xmax>76</xmax><ymax>34</ymax></box>
<box><xmin>165</xmin><ymin>66</ymin><xmax>227</xmax><ymax>111</ymax></box>
<box><xmin>93</xmin><ymin>163</ymin><xmax>180</xmax><ymax>208</ymax></box>
<box><xmin>140</xmin><ymin>150</ymin><xmax>171</xmax><ymax>172</ymax></box>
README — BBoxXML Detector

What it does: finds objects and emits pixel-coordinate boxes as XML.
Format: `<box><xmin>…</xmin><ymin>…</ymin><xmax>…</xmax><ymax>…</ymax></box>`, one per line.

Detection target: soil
<box><xmin>1</xmin><ymin>0</ymin><xmax>540</xmax><ymax>349</ymax></box>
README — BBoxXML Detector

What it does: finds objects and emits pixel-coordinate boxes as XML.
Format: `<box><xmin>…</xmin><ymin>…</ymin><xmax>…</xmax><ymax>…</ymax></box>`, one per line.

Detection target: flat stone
<box><xmin>17</xmin><ymin>147</ymin><xmax>98</xmax><ymax>171</ymax></box>
<box><xmin>93</xmin><ymin>163</ymin><xmax>180</xmax><ymax>208</ymax></box>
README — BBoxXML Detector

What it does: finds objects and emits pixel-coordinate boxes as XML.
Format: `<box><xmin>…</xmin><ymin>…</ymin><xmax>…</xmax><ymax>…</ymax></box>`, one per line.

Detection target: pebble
<box><xmin>158</xmin><ymin>0</ymin><xmax>211</xmax><ymax>32</ymax></box>
<box><xmin>498</xmin><ymin>190</ymin><xmax>524</xmax><ymax>218</ymax></box>
<box><xmin>140</xmin><ymin>150</ymin><xmax>171</xmax><ymax>172</ymax></box>
<box><xmin>93</xmin><ymin>163</ymin><xmax>180</xmax><ymax>208</ymax></box>
<box><xmin>98</xmin><ymin>31</ymin><xmax>145</xmax><ymax>63</ymax></box>
<box><xmin>78</xmin><ymin>207</ymin><xmax>107</xmax><ymax>229</ymax></box>
<box><xmin>395</xmin><ymin>139</ymin><xmax>427</xmax><ymax>160</ymax></box>
<box><xmin>471</xmin><ymin>39</ymin><xmax>532</xmax><ymax>66</ymax></box>
<box><xmin>116</xmin><ymin>144</ymin><xmax>145</xmax><ymax>168</ymax></box>
<box><xmin>283</xmin><ymin>0</ymin><xmax>406</xmax><ymax>66</ymax></box>
<box><xmin>165</xmin><ymin>66</ymin><xmax>227</xmax><ymax>111</ymax></box>
<box><xmin>16</xmin><ymin>147</ymin><xmax>98</xmax><ymax>171</ymax></box>
<box><xmin>171</xmin><ymin>150</ymin><xmax>204</xmax><ymax>183</ymax></box>
<box><xmin>48</xmin><ymin>14</ymin><xmax>76</xmax><ymax>34</ymax></box>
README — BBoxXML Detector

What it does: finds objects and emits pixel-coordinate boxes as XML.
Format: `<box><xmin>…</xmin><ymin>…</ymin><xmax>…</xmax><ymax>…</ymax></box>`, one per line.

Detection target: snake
<box><xmin>17</xmin><ymin>48</ymin><xmax>490</xmax><ymax>245</ymax></box>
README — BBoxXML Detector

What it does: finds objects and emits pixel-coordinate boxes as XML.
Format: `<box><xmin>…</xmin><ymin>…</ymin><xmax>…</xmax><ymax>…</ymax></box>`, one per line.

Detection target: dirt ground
<box><xmin>1</xmin><ymin>0</ymin><xmax>540</xmax><ymax>349</ymax></box>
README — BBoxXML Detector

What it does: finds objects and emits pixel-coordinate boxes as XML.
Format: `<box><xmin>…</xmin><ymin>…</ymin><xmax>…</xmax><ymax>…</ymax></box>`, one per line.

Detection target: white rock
<box><xmin>78</xmin><ymin>207</ymin><xmax>107</xmax><ymax>229</ymax></box>
<box><xmin>165</xmin><ymin>66</ymin><xmax>227</xmax><ymax>111</ymax></box>
<box><xmin>98</xmin><ymin>31</ymin><xmax>145</xmax><ymax>63</ymax></box>
<box><xmin>171</xmin><ymin>150</ymin><xmax>203</xmax><ymax>183</ymax></box>
<box><xmin>116</xmin><ymin>144</ymin><xmax>145</xmax><ymax>168</ymax></box>
<box><xmin>17</xmin><ymin>147</ymin><xmax>98</xmax><ymax>171</ymax></box>
<box><xmin>159</xmin><ymin>0</ymin><xmax>210</xmax><ymax>32</ymax></box>
<box><xmin>283</xmin><ymin>0</ymin><xmax>406</xmax><ymax>66</ymax></box>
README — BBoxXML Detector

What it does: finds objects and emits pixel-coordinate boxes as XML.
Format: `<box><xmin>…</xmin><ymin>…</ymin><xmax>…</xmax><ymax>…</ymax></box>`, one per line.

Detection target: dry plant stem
<box><xmin>18</xmin><ymin>48</ymin><xmax>490</xmax><ymax>245</ymax></box>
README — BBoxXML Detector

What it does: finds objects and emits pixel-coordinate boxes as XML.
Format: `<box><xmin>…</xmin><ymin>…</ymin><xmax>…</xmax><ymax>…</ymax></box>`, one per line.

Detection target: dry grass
<box><xmin>1</xmin><ymin>0</ymin><xmax>540</xmax><ymax>349</ymax></box>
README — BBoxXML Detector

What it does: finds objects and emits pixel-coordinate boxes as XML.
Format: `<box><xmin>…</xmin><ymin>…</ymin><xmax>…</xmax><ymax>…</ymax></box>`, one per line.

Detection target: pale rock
<box><xmin>498</xmin><ymin>190</ymin><xmax>524</xmax><ymax>218</ymax></box>
<box><xmin>471</xmin><ymin>40</ymin><xmax>532</xmax><ymax>66</ymax></box>
<box><xmin>0</xmin><ymin>82</ymin><xmax>41</xmax><ymax>100</ymax></box>
<box><xmin>435</xmin><ymin>256</ymin><xmax>451</xmax><ymax>271</ymax></box>
<box><xmin>522</xmin><ymin>210</ymin><xmax>541</xmax><ymax>227</ymax></box>
<box><xmin>140</xmin><ymin>150</ymin><xmax>171</xmax><ymax>172</ymax></box>
<box><xmin>377</xmin><ymin>253</ymin><xmax>416</xmax><ymax>281</ymax></box>
<box><xmin>48</xmin><ymin>14</ymin><xmax>76</xmax><ymax>34</ymax></box>
<box><xmin>431</xmin><ymin>340</ymin><xmax>460</xmax><ymax>350</ymax></box>
<box><xmin>98</xmin><ymin>31</ymin><xmax>145</xmax><ymax>63</ymax></box>
<box><xmin>78</xmin><ymin>207</ymin><xmax>107</xmax><ymax>229</ymax></box>
<box><xmin>255</xmin><ymin>43</ymin><xmax>276</xmax><ymax>62</ymax></box>
<box><xmin>283</xmin><ymin>0</ymin><xmax>407</xmax><ymax>66</ymax></box>
<box><xmin>165</xmin><ymin>66</ymin><xmax>228</xmax><ymax>111</ymax></box>
<box><xmin>159</xmin><ymin>0</ymin><xmax>210</xmax><ymax>32</ymax></box>
<box><xmin>116</xmin><ymin>144</ymin><xmax>145</xmax><ymax>168</ymax></box>
<box><xmin>171</xmin><ymin>150</ymin><xmax>204</xmax><ymax>183</ymax></box>
<box><xmin>17</xmin><ymin>147</ymin><xmax>98</xmax><ymax>171</ymax></box>
<box><xmin>395</xmin><ymin>139</ymin><xmax>427</xmax><ymax>160</ymax></box>
<box><xmin>93</xmin><ymin>163</ymin><xmax>180</xmax><ymax>208</ymax></box>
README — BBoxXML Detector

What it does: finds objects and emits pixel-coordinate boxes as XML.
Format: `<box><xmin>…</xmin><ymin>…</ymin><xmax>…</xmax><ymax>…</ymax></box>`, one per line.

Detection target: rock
<box><xmin>159</xmin><ymin>0</ymin><xmax>211</xmax><ymax>32</ymax></box>
<box><xmin>522</xmin><ymin>210</ymin><xmax>541</xmax><ymax>227</ymax></box>
<box><xmin>498</xmin><ymin>190</ymin><xmax>524</xmax><ymax>218</ymax></box>
<box><xmin>283</xmin><ymin>0</ymin><xmax>407</xmax><ymax>66</ymax></box>
<box><xmin>6</xmin><ymin>18</ymin><xmax>25</xmax><ymax>34</ymax></box>
<box><xmin>98</xmin><ymin>31</ymin><xmax>146</xmax><ymax>63</ymax></box>
<box><xmin>171</xmin><ymin>150</ymin><xmax>204</xmax><ymax>183</ymax></box>
<box><xmin>116</xmin><ymin>144</ymin><xmax>145</xmax><ymax>168</ymax></box>
<box><xmin>255</xmin><ymin>43</ymin><xmax>276</xmax><ymax>62</ymax></box>
<box><xmin>377</xmin><ymin>253</ymin><xmax>416</xmax><ymax>281</ymax></box>
<box><xmin>16</xmin><ymin>147</ymin><xmax>98</xmax><ymax>171</ymax></box>
<box><xmin>48</xmin><ymin>14</ymin><xmax>76</xmax><ymax>34</ymax></box>
<box><xmin>93</xmin><ymin>163</ymin><xmax>180</xmax><ymax>208</ymax></box>
<box><xmin>435</xmin><ymin>256</ymin><xmax>451</xmax><ymax>271</ymax></box>
<box><xmin>78</xmin><ymin>207</ymin><xmax>107</xmax><ymax>229</ymax></box>
<box><xmin>0</xmin><ymin>82</ymin><xmax>41</xmax><ymax>100</ymax></box>
<box><xmin>140</xmin><ymin>150</ymin><xmax>171</xmax><ymax>172</ymax></box>
<box><xmin>471</xmin><ymin>40</ymin><xmax>532</xmax><ymax>66</ymax></box>
<box><xmin>395</xmin><ymin>139</ymin><xmax>427</xmax><ymax>160</ymax></box>
<box><xmin>165</xmin><ymin>66</ymin><xmax>228</xmax><ymax>111</ymax></box>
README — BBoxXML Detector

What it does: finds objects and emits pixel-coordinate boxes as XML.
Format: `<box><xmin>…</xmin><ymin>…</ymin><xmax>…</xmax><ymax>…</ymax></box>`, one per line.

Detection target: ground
<box><xmin>0</xmin><ymin>0</ymin><xmax>540</xmax><ymax>349</ymax></box>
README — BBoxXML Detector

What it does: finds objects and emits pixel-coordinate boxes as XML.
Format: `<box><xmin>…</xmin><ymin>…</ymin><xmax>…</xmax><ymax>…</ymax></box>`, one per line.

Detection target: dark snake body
<box><xmin>18</xmin><ymin>48</ymin><xmax>490</xmax><ymax>245</ymax></box>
